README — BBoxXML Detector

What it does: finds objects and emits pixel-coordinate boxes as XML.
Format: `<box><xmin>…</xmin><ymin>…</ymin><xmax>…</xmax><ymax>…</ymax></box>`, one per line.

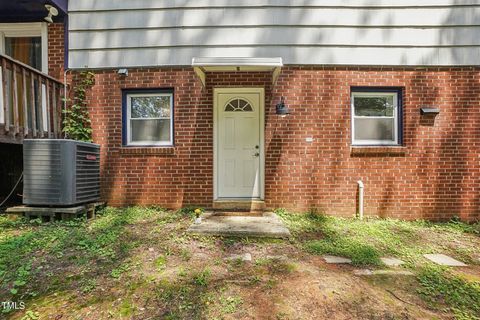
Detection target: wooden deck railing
<box><xmin>0</xmin><ymin>53</ymin><xmax>64</xmax><ymax>143</ymax></box>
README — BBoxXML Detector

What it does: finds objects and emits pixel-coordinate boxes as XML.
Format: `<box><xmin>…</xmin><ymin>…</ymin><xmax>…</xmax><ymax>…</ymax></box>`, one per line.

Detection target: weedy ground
<box><xmin>0</xmin><ymin>207</ymin><xmax>479</xmax><ymax>320</ymax></box>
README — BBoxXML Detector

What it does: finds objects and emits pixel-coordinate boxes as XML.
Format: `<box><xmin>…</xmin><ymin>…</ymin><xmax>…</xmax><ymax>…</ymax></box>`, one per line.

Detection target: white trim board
<box><xmin>70</xmin><ymin>0</ymin><xmax>480</xmax><ymax>11</ymax></box>
<box><xmin>125</xmin><ymin>92</ymin><xmax>174</xmax><ymax>146</ymax></box>
<box><xmin>0</xmin><ymin>22</ymin><xmax>49</xmax><ymax>74</ymax></box>
<box><xmin>0</xmin><ymin>66</ymin><xmax>3</xmax><ymax>124</ymax></box>
<box><xmin>351</xmin><ymin>91</ymin><xmax>400</xmax><ymax>146</ymax></box>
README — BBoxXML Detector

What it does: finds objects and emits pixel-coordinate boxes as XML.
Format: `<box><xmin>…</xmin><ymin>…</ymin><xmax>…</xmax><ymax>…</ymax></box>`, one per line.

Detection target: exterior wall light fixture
<box><xmin>275</xmin><ymin>96</ymin><xmax>290</xmax><ymax>116</ymax></box>
<box><xmin>118</xmin><ymin>68</ymin><xmax>129</xmax><ymax>76</ymax></box>
<box><xmin>44</xmin><ymin>5</ymin><xmax>58</xmax><ymax>23</ymax></box>
<box><xmin>420</xmin><ymin>107</ymin><xmax>440</xmax><ymax>115</ymax></box>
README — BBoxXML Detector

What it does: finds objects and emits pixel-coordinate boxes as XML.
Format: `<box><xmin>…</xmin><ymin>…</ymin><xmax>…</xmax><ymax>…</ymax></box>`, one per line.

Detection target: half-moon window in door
<box><xmin>224</xmin><ymin>98</ymin><xmax>253</xmax><ymax>112</ymax></box>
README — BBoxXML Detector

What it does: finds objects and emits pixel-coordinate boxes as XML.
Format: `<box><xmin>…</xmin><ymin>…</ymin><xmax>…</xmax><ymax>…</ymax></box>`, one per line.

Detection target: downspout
<box><xmin>62</xmin><ymin>13</ymin><xmax>70</xmax><ymax>138</ymax></box>
<box><xmin>357</xmin><ymin>180</ymin><xmax>364</xmax><ymax>220</ymax></box>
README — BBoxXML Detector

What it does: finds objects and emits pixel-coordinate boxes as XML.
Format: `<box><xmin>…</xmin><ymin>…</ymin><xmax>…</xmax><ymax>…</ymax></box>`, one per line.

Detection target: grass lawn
<box><xmin>0</xmin><ymin>207</ymin><xmax>479</xmax><ymax>320</ymax></box>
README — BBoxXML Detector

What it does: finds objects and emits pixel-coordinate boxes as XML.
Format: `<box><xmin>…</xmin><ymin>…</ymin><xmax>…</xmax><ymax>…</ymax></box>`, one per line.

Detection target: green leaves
<box><xmin>110</xmin><ymin>263</ymin><xmax>132</xmax><ymax>279</ymax></box>
<box><xmin>417</xmin><ymin>265</ymin><xmax>480</xmax><ymax>318</ymax></box>
<box><xmin>0</xmin><ymin>207</ymin><xmax>165</xmax><ymax>300</ymax></box>
<box><xmin>20</xmin><ymin>310</ymin><xmax>40</xmax><ymax>320</ymax></box>
<box><xmin>9</xmin><ymin>263</ymin><xmax>32</xmax><ymax>295</ymax></box>
<box><xmin>306</xmin><ymin>238</ymin><xmax>381</xmax><ymax>266</ymax></box>
<box><xmin>62</xmin><ymin>71</ymin><xmax>95</xmax><ymax>142</ymax></box>
<box><xmin>219</xmin><ymin>295</ymin><xmax>243</xmax><ymax>314</ymax></box>
<box><xmin>192</xmin><ymin>268</ymin><xmax>211</xmax><ymax>286</ymax></box>
<box><xmin>154</xmin><ymin>255</ymin><xmax>167</xmax><ymax>271</ymax></box>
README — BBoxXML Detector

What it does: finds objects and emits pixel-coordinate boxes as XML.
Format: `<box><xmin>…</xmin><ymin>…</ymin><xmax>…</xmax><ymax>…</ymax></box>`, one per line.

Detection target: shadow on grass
<box><xmin>0</xmin><ymin>207</ymin><xmax>181</xmax><ymax>317</ymax></box>
<box><xmin>151</xmin><ymin>272</ymin><xmax>214</xmax><ymax>319</ymax></box>
<box><xmin>275</xmin><ymin>209</ymin><xmax>480</xmax><ymax>267</ymax></box>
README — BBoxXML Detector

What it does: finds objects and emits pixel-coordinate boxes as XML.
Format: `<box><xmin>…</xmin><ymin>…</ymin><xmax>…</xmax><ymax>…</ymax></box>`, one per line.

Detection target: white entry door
<box><xmin>214</xmin><ymin>88</ymin><xmax>264</xmax><ymax>199</ymax></box>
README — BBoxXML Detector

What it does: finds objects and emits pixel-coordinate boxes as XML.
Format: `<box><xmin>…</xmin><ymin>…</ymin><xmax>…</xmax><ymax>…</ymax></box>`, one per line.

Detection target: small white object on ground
<box><xmin>353</xmin><ymin>269</ymin><xmax>373</xmax><ymax>275</ymax></box>
<box><xmin>225</xmin><ymin>252</ymin><xmax>252</xmax><ymax>262</ymax></box>
<box><xmin>323</xmin><ymin>255</ymin><xmax>352</xmax><ymax>264</ymax></box>
<box><xmin>423</xmin><ymin>254</ymin><xmax>467</xmax><ymax>267</ymax></box>
<box><xmin>242</xmin><ymin>253</ymin><xmax>252</xmax><ymax>262</ymax></box>
<box><xmin>194</xmin><ymin>217</ymin><xmax>202</xmax><ymax>224</ymax></box>
<box><xmin>381</xmin><ymin>257</ymin><xmax>405</xmax><ymax>267</ymax></box>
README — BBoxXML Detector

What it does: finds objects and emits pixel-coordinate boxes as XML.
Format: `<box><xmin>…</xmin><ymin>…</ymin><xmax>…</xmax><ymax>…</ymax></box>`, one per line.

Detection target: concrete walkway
<box><xmin>187</xmin><ymin>211</ymin><xmax>291</xmax><ymax>238</ymax></box>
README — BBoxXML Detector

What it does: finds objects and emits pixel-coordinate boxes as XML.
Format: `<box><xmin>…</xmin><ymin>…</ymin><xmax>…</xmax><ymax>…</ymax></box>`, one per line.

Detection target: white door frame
<box><xmin>0</xmin><ymin>22</ymin><xmax>49</xmax><ymax>74</ymax></box>
<box><xmin>213</xmin><ymin>87</ymin><xmax>265</xmax><ymax>200</ymax></box>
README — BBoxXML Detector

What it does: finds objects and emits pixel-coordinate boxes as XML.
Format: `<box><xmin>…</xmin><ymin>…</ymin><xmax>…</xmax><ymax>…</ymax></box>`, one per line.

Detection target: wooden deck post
<box><xmin>52</xmin><ymin>83</ymin><xmax>58</xmax><ymax>138</ymax></box>
<box><xmin>12</xmin><ymin>65</ymin><xmax>19</xmax><ymax>135</ymax></box>
<box><xmin>36</xmin><ymin>74</ymin><xmax>44</xmax><ymax>137</ymax></box>
<box><xmin>45</xmin><ymin>79</ymin><xmax>51</xmax><ymax>138</ymax></box>
<box><xmin>2</xmin><ymin>59</ymin><xmax>10</xmax><ymax>132</ymax></box>
<box><xmin>22</xmin><ymin>68</ymin><xmax>29</xmax><ymax>136</ymax></box>
<box><xmin>30</xmin><ymin>72</ymin><xmax>37</xmax><ymax>137</ymax></box>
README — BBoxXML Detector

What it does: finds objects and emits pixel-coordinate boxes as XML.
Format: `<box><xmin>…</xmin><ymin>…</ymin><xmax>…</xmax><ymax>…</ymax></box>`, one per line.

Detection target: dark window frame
<box><xmin>350</xmin><ymin>86</ymin><xmax>403</xmax><ymax>146</ymax></box>
<box><xmin>121</xmin><ymin>88</ymin><xmax>175</xmax><ymax>147</ymax></box>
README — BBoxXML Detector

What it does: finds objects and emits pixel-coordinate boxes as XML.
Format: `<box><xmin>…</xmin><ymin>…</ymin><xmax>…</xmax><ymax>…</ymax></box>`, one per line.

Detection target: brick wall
<box><xmin>82</xmin><ymin>66</ymin><xmax>480</xmax><ymax>221</ymax></box>
<box><xmin>47</xmin><ymin>22</ymin><xmax>64</xmax><ymax>80</ymax></box>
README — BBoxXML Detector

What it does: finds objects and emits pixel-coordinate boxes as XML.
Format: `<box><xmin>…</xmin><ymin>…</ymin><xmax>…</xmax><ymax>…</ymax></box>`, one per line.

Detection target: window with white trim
<box><xmin>124</xmin><ymin>91</ymin><xmax>174</xmax><ymax>146</ymax></box>
<box><xmin>0</xmin><ymin>22</ymin><xmax>48</xmax><ymax>73</ymax></box>
<box><xmin>351</xmin><ymin>89</ymin><xmax>402</xmax><ymax>145</ymax></box>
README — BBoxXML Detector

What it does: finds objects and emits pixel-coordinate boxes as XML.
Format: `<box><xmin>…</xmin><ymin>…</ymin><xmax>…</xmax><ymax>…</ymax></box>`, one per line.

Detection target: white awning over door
<box><xmin>191</xmin><ymin>57</ymin><xmax>283</xmax><ymax>87</ymax></box>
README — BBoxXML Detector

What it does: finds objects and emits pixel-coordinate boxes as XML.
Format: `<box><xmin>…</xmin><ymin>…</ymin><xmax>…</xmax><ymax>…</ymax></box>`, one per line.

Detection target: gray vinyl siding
<box><xmin>68</xmin><ymin>0</ymin><xmax>480</xmax><ymax>68</ymax></box>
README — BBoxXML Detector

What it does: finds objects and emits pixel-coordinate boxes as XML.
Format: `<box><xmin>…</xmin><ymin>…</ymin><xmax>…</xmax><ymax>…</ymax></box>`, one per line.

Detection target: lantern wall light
<box><xmin>275</xmin><ymin>96</ymin><xmax>290</xmax><ymax>116</ymax></box>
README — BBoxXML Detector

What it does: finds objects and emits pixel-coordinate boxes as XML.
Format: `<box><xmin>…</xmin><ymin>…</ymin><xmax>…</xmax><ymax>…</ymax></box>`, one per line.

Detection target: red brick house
<box><xmin>69</xmin><ymin>0</ymin><xmax>480</xmax><ymax>221</ymax></box>
<box><xmin>3</xmin><ymin>1</ymin><xmax>480</xmax><ymax>221</ymax></box>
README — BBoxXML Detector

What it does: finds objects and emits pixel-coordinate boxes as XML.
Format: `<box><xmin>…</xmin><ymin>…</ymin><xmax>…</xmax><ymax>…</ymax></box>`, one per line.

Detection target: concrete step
<box><xmin>212</xmin><ymin>200</ymin><xmax>266</xmax><ymax>211</ymax></box>
<box><xmin>213</xmin><ymin>211</ymin><xmax>266</xmax><ymax>217</ymax></box>
<box><xmin>187</xmin><ymin>212</ymin><xmax>291</xmax><ymax>238</ymax></box>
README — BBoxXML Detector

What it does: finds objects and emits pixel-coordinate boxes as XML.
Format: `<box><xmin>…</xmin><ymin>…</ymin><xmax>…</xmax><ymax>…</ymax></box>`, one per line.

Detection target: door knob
<box><xmin>255</xmin><ymin>145</ymin><xmax>259</xmax><ymax>149</ymax></box>
<box><xmin>254</xmin><ymin>152</ymin><xmax>260</xmax><ymax>157</ymax></box>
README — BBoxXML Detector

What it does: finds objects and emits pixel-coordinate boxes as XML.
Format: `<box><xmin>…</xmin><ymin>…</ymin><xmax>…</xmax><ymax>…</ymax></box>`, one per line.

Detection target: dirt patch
<box><xmin>2</xmin><ymin>209</ymin><xmax>479</xmax><ymax>319</ymax></box>
<box><xmin>237</xmin><ymin>258</ymin><xmax>444</xmax><ymax>320</ymax></box>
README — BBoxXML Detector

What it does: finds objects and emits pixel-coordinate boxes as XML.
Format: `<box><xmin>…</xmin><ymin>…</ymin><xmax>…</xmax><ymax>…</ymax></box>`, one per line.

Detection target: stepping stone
<box><xmin>264</xmin><ymin>255</ymin><xmax>289</xmax><ymax>261</ymax></box>
<box><xmin>353</xmin><ymin>269</ymin><xmax>373</xmax><ymax>275</ymax></box>
<box><xmin>423</xmin><ymin>254</ymin><xmax>467</xmax><ymax>267</ymax></box>
<box><xmin>353</xmin><ymin>269</ymin><xmax>414</xmax><ymax>276</ymax></box>
<box><xmin>373</xmin><ymin>270</ymin><xmax>414</xmax><ymax>276</ymax></box>
<box><xmin>225</xmin><ymin>253</ymin><xmax>252</xmax><ymax>262</ymax></box>
<box><xmin>381</xmin><ymin>257</ymin><xmax>405</xmax><ymax>267</ymax></box>
<box><xmin>323</xmin><ymin>255</ymin><xmax>352</xmax><ymax>264</ymax></box>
